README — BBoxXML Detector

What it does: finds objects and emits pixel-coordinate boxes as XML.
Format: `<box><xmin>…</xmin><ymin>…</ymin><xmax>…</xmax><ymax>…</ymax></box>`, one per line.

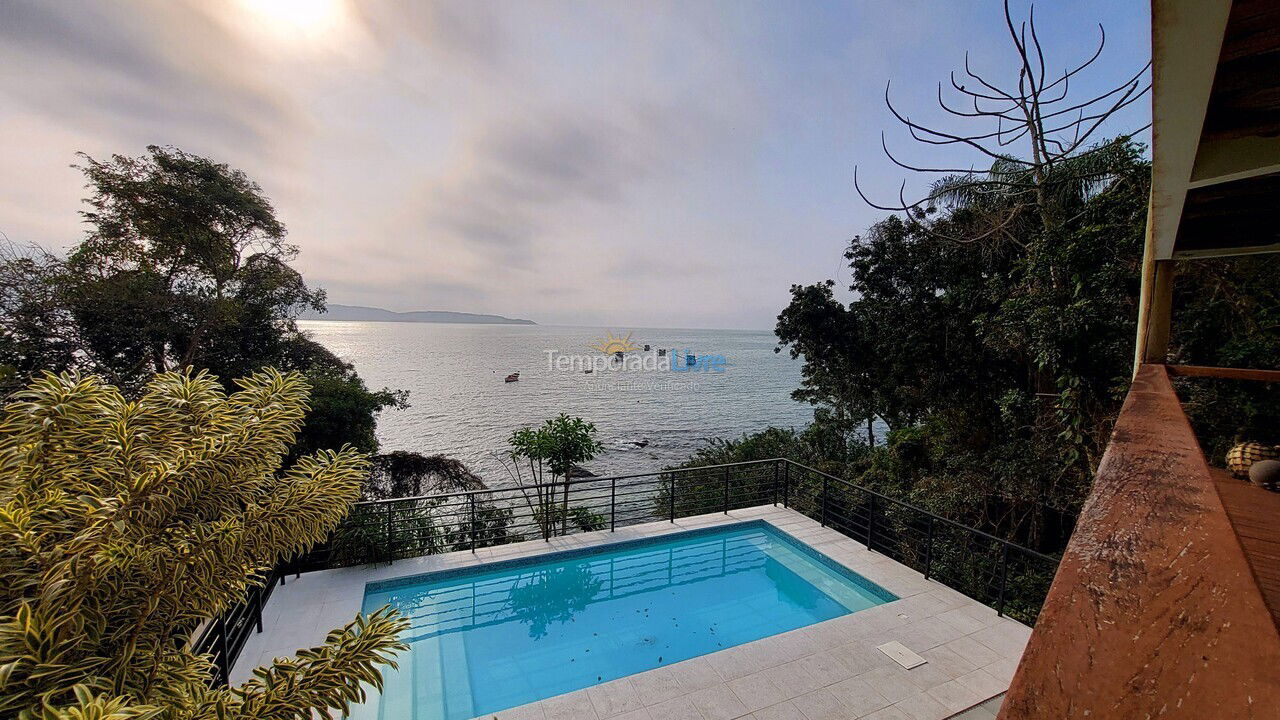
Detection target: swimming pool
<box><xmin>355</xmin><ymin>521</ymin><xmax>895</xmax><ymax>720</ymax></box>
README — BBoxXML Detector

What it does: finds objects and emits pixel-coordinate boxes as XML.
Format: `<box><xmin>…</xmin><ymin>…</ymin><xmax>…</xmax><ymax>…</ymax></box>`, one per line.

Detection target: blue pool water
<box><xmin>355</xmin><ymin>521</ymin><xmax>895</xmax><ymax>720</ymax></box>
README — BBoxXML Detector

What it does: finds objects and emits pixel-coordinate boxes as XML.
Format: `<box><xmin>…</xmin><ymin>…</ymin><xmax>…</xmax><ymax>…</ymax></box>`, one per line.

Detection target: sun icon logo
<box><xmin>589</xmin><ymin>330</ymin><xmax>640</xmax><ymax>354</ymax></box>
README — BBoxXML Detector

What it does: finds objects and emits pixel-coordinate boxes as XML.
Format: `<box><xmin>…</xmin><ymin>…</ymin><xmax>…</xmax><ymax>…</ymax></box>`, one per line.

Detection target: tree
<box><xmin>856</xmin><ymin>0</ymin><xmax>1150</xmax><ymax>244</ymax></box>
<box><xmin>771</xmin><ymin>0</ymin><xmax>1155</xmax><ymax>548</ymax></box>
<box><xmin>64</xmin><ymin>146</ymin><xmax>306</xmax><ymax>383</ymax></box>
<box><xmin>776</xmin><ymin>142</ymin><xmax>1151</xmax><ymax>548</ymax></box>
<box><xmin>503</xmin><ymin>415</ymin><xmax>603</xmax><ymax>537</ymax></box>
<box><xmin>0</xmin><ymin>146</ymin><xmax>405</xmax><ymax>460</ymax></box>
<box><xmin>331</xmin><ymin>452</ymin><xmax>511</xmax><ymax>565</ymax></box>
<box><xmin>0</xmin><ymin>241</ymin><xmax>79</xmax><ymax>383</ymax></box>
<box><xmin>362</xmin><ymin>452</ymin><xmax>487</xmax><ymax>501</ymax></box>
<box><xmin>0</xmin><ymin>368</ymin><xmax>407</xmax><ymax>719</ymax></box>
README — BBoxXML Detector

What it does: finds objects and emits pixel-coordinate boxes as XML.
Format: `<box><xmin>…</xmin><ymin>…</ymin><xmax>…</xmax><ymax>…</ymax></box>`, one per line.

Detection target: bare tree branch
<box><xmin>855</xmin><ymin>0</ymin><xmax>1151</xmax><ymax>242</ymax></box>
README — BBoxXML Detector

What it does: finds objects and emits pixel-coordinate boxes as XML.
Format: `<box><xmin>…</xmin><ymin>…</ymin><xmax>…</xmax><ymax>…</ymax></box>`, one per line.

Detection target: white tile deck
<box><xmin>231</xmin><ymin>506</ymin><xmax>1030</xmax><ymax>720</ymax></box>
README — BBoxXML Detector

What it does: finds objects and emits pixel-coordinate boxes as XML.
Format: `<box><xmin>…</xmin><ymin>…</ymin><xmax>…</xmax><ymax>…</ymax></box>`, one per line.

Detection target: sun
<box><xmin>589</xmin><ymin>331</ymin><xmax>640</xmax><ymax>355</ymax></box>
<box><xmin>236</xmin><ymin>0</ymin><xmax>346</xmax><ymax>38</ymax></box>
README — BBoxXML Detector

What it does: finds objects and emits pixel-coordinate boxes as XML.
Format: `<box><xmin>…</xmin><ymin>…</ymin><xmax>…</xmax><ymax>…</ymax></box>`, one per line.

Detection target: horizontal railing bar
<box><xmin>1165</xmin><ymin>363</ymin><xmax>1280</xmax><ymax>382</ymax></box>
<box><xmin>783</xmin><ymin>460</ymin><xmax>1058</xmax><ymax>563</ymax></box>
<box><xmin>353</xmin><ymin>458</ymin><xmax>788</xmax><ymax>506</ymax></box>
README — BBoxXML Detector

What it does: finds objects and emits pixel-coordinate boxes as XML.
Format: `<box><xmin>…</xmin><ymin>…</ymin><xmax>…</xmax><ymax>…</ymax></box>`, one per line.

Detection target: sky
<box><xmin>0</xmin><ymin>0</ymin><xmax>1151</xmax><ymax>330</ymax></box>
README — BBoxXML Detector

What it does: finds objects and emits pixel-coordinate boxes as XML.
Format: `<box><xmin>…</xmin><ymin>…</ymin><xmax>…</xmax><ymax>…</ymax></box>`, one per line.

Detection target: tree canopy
<box><xmin>0</xmin><ymin>146</ymin><xmax>405</xmax><ymax>460</ymax></box>
<box><xmin>775</xmin><ymin>142</ymin><xmax>1149</xmax><ymax>546</ymax></box>
<box><xmin>764</xmin><ymin>137</ymin><xmax>1280</xmax><ymax>551</ymax></box>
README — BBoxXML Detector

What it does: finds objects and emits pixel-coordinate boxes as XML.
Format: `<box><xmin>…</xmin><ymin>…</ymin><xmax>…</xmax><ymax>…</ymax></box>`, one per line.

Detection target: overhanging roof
<box><xmin>1150</xmin><ymin>0</ymin><xmax>1280</xmax><ymax>259</ymax></box>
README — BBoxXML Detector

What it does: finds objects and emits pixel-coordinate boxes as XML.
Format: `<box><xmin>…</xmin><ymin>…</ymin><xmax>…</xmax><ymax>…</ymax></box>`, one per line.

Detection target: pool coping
<box><xmin>362</xmin><ymin>518</ymin><xmax>898</xmax><ymax>605</ymax></box>
<box><xmin>232</xmin><ymin>505</ymin><xmax>1031</xmax><ymax>720</ymax></box>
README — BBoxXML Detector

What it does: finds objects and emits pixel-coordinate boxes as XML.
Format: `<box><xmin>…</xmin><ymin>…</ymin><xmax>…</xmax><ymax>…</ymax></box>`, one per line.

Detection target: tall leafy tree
<box><xmin>0</xmin><ymin>146</ymin><xmax>404</xmax><ymax>458</ymax></box>
<box><xmin>67</xmin><ymin>146</ymin><xmax>303</xmax><ymax>381</ymax></box>
<box><xmin>0</xmin><ymin>368</ymin><xmax>407</xmax><ymax>719</ymax></box>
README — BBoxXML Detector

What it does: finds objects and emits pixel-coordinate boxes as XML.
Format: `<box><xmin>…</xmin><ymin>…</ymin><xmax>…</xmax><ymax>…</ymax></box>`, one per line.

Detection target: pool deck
<box><xmin>232</xmin><ymin>505</ymin><xmax>1031</xmax><ymax>720</ymax></box>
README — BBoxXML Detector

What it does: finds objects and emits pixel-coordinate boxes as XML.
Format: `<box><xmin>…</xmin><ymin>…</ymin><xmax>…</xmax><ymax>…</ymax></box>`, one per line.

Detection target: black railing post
<box><xmin>610</xmin><ymin>477</ymin><xmax>617</xmax><ymax>532</ymax></box>
<box><xmin>723</xmin><ymin>465</ymin><xmax>730</xmax><ymax>514</ymax></box>
<box><xmin>469</xmin><ymin>494</ymin><xmax>477</xmax><ymax>553</ymax></box>
<box><xmin>865</xmin><ymin>494</ymin><xmax>875</xmax><ymax>550</ymax></box>
<box><xmin>924</xmin><ymin>516</ymin><xmax>936</xmax><ymax>580</ymax></box>
<box><xmin>542</xmin><ymin>486</ymin><xmax>551</xmax><ymax>542</ymax></box>
<box><xmin>561</xmin><ymin>482</ymin><xmax>569</xmax><ymax>537</ymax></box>
<box><xmin>771</xmin><ymin>460</ymin><xmax>780</xmax><ymax>506</ymax></box>
<box><xmin>213</xmin><ymin>617</ymin><xmax>230</xmax><ymax>687</ymax></box>
<box><xmin>997</xmin><ymin>543</ymin><xmax>1010</xmax><ymax>617</ymax></box>
<box><xmin>821</xmin><ymin>475</ymin><xmax>828</xmax><ymax>527</ymax></box>
<box><xmin>669</xmin><ymin>472</ymin><xmax>676</xmax><ymax>523</ymax></box>
<box><xmin>783</xmin><ymin>462</ymin><xmax>790</xmax><ymax>508</ymax></box>
<box><xmin>253</xmin><ymin>588</ymin><xmax>263</xmax><ymax>633</ymax></box>
<box><xmin>385</xmin><ymin>505</ymin><xmax>394</xmax><ymax>562</ymax></box>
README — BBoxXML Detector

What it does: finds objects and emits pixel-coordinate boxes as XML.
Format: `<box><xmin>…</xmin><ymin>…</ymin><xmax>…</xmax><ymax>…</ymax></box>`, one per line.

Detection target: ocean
<box><xmin>299</xmin><ymin>321</ymin><xmax>812</xmax><ymax>485</ymax></box>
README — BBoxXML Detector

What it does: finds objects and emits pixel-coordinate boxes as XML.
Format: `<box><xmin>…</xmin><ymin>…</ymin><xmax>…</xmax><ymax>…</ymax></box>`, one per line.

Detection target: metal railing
<box><xmin>196</xmin><ymin>458</ymin><xmax>1060</xmax><ymax>685</ymax></box>
<box><xmin>191</xmin><ymin>566</ymin><xmax>284</xmax><ymax>685</ymax></box>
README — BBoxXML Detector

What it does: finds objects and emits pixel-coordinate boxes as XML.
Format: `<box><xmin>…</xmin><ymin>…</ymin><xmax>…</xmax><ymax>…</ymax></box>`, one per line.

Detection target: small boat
<box><xmin>504</xmin><ymin>372</ymin><xmax>520</xmax><ymax>383</ymax></box>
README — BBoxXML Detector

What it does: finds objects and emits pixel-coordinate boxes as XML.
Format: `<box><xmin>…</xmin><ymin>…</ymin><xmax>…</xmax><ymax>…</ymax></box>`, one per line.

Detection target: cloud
<box><xmin>0</xmin><ymin>0</ymin><xmax>1153</xmax><ymax>329</ymax></box>
<box><xmin>0</xmin><ymin>1</ymin><xmax>300</xmax><ymax>155</ymax></box>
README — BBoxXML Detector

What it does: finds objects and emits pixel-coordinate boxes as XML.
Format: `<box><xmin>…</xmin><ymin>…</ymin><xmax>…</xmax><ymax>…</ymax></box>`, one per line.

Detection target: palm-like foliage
<box><xmin>925</xmin><ymin>139</ymin><xmax>1142</xmax><ymax>246</ymax></box>
<box><xmin>0</xmin><ymin>369</ymin><xmax>407</xmax><ymax>719</ymax></box>
<box><xmin>930</xmin><ymin>140</ymin><xmax>1136</xmax><ymax>213</ymax></box>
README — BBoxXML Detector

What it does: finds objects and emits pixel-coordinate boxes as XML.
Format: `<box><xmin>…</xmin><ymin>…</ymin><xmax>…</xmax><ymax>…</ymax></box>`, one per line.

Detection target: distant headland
<box><xmin>300</xmin><ymin>304</ymin><xmax>536</xmax><ymax>325</ymax></box>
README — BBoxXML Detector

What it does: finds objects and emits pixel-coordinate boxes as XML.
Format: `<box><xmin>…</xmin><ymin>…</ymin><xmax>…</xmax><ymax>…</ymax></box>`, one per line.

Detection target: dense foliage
<box><xmin>0</xmin><ymin>369</ymin><xmax>406</xmax><ymax>719</ymax></box>
<box><xmin>763</xmin><ymin>141</ymin><xmax>1152</xmax><ymax>549</ymax></box>
<box><xmin>675</xmin><ymin>139</ymin><xmax>1280</xmax><ymax>557</ymax></box>
<box><xmin>326</xmin><ymin>453</ymin><xmax>520</xmax><ymax>566</ymax></box>
<box><xmin>361</xmin><ymin>452</ymin><xmax>487</xmax><ymax>501</ymax></box>
<box><xmin>0</xmin><ymin>146</ymin><xmax>404</xmax><ymax>460</ymax></box>
<box><xmin>1170</xmin><ymin>256</ymin><xmax>1280</xmax><ymax>461</ymax></box>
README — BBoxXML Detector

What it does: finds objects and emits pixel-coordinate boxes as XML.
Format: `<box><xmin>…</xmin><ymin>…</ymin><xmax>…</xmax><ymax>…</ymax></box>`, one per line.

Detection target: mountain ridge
<box><xmin>299</xmin><ymin>304</ymin><xmax>536</xmax><ymax>325</ymax></box>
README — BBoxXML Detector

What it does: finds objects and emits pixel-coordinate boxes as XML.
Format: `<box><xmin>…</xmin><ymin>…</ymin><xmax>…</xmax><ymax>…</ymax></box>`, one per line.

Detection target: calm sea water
<box><xmin>299</xmin><ymin>321</ymin><xmax>811</xmax><ymax>485</ymax></box>
<box><xmin>356</xmin><ymin>523</ymin><xmax>892</xmax><ymax>719</ymax></box>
